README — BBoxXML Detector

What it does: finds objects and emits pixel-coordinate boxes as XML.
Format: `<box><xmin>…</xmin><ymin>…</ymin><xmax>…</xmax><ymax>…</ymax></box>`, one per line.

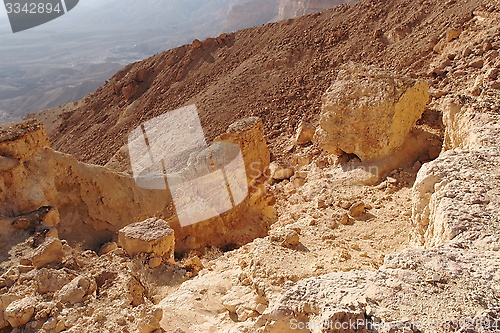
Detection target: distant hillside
<box><xmin>0</xmin><ymin>0</ymin><xmax>351</xmax><ymax>123</ymax></box>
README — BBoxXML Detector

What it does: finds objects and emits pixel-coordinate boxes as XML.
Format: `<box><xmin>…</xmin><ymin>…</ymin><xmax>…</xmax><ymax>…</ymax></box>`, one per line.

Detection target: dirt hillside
<box><xmin>41</xmin><ymin>0</ymin><xmax>484</xmax><ymax>165</ymax></box>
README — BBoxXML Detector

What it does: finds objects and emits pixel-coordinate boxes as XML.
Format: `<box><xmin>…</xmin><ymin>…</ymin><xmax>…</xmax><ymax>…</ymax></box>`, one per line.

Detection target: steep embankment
<box><xmin>43</xmin><ymin>0</ymin><xmax>480</xmax><ymax>165</ymax></box>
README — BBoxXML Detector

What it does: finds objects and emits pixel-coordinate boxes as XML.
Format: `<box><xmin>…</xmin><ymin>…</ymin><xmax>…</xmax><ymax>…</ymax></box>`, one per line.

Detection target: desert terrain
<box><xmin>0</xmin><ymin>0</ymin><xmax>350</xmax><ymax>123</ymax></box>
<box><xmin>0</xmin><ymin>0</ymin><xmax>500</xmax><ymax>332</ymax></box>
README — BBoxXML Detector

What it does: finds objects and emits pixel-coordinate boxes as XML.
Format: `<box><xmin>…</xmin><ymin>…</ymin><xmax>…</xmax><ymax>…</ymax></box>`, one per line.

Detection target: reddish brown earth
<box><xmin>44</xmin><ymin>0</ymin><xmax>490</xmax><ymax>165</ymax></box>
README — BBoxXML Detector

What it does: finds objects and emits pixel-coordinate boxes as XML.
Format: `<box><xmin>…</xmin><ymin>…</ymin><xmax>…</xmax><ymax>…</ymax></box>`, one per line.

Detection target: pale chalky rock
<box><xmin>221</xmin><ymin>286</ymin><xmax>266</xmax><ymax>322</ymax></box>
<box><xmin>0</xmin><ymin>294</ymin><xmax>20</xmax><ymax>329</ymax></box>
<box><xmin>30</xmin><ymin>237</ymin><xmax>65</xmax><ymax>269</ymax></box>
<box><xmin>412</xmin><ymin>147</ymin><xmax>500</xmax><ymax>249</ymax></box>
<box><xmin>315</xmin><ymin>63</ymin><xmax>429</xmax><ymax>161</ymax></box>
<box><xmin>56</xmin><ymin>275</ymin><xmax>97</xmax><ymax>305</ymax></box>
<box><xmin>295</xmin><ymin>121</ymin><xmax>315</xmax><ymax>145</ymax></box>
<box><xmin>269</xmin><ymin>162</ymin><xmax>295</xmax><ymax>180</ymax></box>
<box><xmin>118</xmin><ymin>218</ymin><xmax>175</xmax><ymax>264</ymax></box>
<box><xmin>35</xmin><ymin>268</ymin><xmax>73</xmax><ymax>294</ymax></box>
<box><xmin>269</xmin><ymin>227</ymin><xmax>300</xmax><ymax>248</ymax></box>
<box><xmin>4</xmin><ymin>297</ymin><xmax>36</xmax><ymax>328</ymax></box>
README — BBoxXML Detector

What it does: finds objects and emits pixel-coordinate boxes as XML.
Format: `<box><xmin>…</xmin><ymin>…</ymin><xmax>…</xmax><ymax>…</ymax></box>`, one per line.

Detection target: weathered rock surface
<box><xmin>4</xmin><ymin>297</ymin><xmax>36</xmax><ymax>328</ymax></box>
<box><xmin>29</xmin><ymin>237</ymin><xmax>65</xmax><ymax>268</ymax></box>
<box><xmin>0</xmin><ymin>121</ymin><xmax>172</xmax><ymax>249</ymax></box>
<box><xmin>315</xmin><ymin>63</ymin><xmax>429</xmax><ymax>162</ymax></box>
<box><xmin>118</xmin><ymin>218</ymin><xmax>175</xmax><ymax>264</ymax></box>
<box><xmin>263</xmin><ymin>247</ymin><xmax>500</xmax><ymax>333</ymax></box>
<box><xmin>170</xmin><ymin>117</ymin><xmax>276</xmax><ymax>253</ymax></box>
<box><xmin>56</xmin><ymin>275</ymin><xmax>97</xmax><ymax>305</ymax></box>
<box><xmin>0</xmin><ymin>118</ymin><xmax>276</xmax><ymax>253</ymax></box>
<box><xmin>412</xmin><ymin>147</ymin><xmax>500</xmax><ymax>249</ymax></box>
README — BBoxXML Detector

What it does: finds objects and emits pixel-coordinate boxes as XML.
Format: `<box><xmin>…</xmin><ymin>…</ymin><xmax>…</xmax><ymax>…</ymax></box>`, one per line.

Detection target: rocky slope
<box><xmin>1</xmin><ymin>0</ymin><xmax>499</xmax><ymax>332</ymax></box>
<box><xmin>38</xmin><ymin>0</ymin><xmax>480</xmax><ymax>166</ymax></box>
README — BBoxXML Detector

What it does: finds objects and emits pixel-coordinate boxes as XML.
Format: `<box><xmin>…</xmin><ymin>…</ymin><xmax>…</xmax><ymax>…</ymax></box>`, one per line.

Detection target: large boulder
<box><xmin>413</xmin><ymin>97</ymin><xmax>500</xmax><ymax>249</ymax></box>
<box><xmin>315</xmin><ymin>63</ymin><xmax>429</xmax><ymax>162</ymax></box>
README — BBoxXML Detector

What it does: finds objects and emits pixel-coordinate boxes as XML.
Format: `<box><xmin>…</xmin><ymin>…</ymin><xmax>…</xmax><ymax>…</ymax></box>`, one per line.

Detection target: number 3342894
<box><xmin>5</xmin><ymin>2</ymin><xmax>62</xmax><ymax>14</ymax></box>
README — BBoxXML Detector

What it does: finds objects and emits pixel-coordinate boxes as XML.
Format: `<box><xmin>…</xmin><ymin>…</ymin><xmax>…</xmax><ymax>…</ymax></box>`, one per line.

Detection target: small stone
<box><xmin>0</xmin><ymin>294</ymin><xmax>21</xmax><ymax>329</ymax></box>
<box><xmin>469</xmin><ymin>58</ymin><xmax>484</xmax><ymax>68</ymax></box>
<box><xmin>386</xmin><ymin>176</ymin><xmax>398</xmax><ymax>185</ymax></box>
<box><xmin>42</xmin><ymin>208</ymin><xmax>60</xmax><ymax>227</ymax></box>
<box><xmin>30</xmin><ymin>237</ymin><xmax>64</xmax><ymax>268</ymax></box>
<box><xmin>486</xmin><ymin>68</ymin><xmax>498</xmax><ymax>80</ymax></box>
<box><xmin>269</xmin><ymin>228</ymin><xmax>300</xmax><ymax>248</ymax></box>
<box><xmin>55</xmin><ymin>318</ymin><xmax>66</xmax><ymax>332</ymax></box>
<box><xmin>148</xmin><ymin>256</ymin><xmax>162</xmax><ymax>269</ymax></box>
<box><xmin>256</xmin><ymin>303</ymin><xmax>267</xmax><ymax>314</ymax></box>
<box><xmin>469</xmin><ymin>86</ymin><xmax>482</xmax><ymax>96</ymax></box>
<box><xmin>183</xmin><ymin>256</ymin><xmax>204</xmax><ymax>275</ymax></box>
<box><xmin>446</xmin><ymin>28</ymin><xmax>462</xmax><ymax>42</ymax></box>
<box><xmin>348</xmin><ymin>202</ymin><xmax>366</xmax><ymax>218</ymax></box>
<box><xmin>338</xmin><ymin>213</ymin><xmax>353</xmax><ymax>226</ymax></box>
<box><xmin>118</xmin><ymin>218</ymin><xmax>175</xmax><ymax>264</ymax></box>
<box><xmin>36</xmin><ymin>268</ymin><xmax>72</xmax><ymax>294</ymax></box>
<box><xmin>316</xmin><ymin>199</ymin><xmax>327</xmax><ymax>209</ymax></box>
<box><xmin>137</xmin><ymin>313</ymin><xmax>161</xmax><ymax>333</ymax></box>
<box><xmin>462</xmin><ymin>46</ymin><xmax>473</xmax><ymax>58</ymax></box>
<box><xmin>98</xmin><ymin>242</ymin><xmax>118</xmax><ymax>255</ymax></box>
<box><xmin>295</xmin><ymin>121</ymin><xmax>316</xmax><ymax>145</ymax></box>
<box><xmin>269</xmin><ymin>162</ymin><xmax>295</xmax><ymax>180</ymax></box>
<box><xmin>4</xmin><ymin>297</ymin><xmax>36</xmax><ymax>328</ymax></box>
<box><xmin>56</xmin><ymin>276</ymin><xmax>97</xmax><ymax>305</ymax></box>
<box><xmin>42</xmin><ymin>317</ymin><xmax>57</xmax><ymax>331</ymax></box>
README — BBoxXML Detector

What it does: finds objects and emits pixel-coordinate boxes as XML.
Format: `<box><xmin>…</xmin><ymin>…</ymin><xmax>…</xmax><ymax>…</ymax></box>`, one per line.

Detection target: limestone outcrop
<box><xmin>315</xmin><ymin>63</ymin><xmax>429</xmax><ymax>162</ymax></box>
<box><xmin>1</xmin><ymin>117</ymin><xmax>275</xmax><ymax>253</ymax></box>
<box><xmin>263</xmin><ymin>247</ymin><xmax>500</xmax><ymax>333</ymax></box>
<box><xmin>0</xmin><ymin>120</ymin><xmax>172</xmax><ymax>249</ymax></box>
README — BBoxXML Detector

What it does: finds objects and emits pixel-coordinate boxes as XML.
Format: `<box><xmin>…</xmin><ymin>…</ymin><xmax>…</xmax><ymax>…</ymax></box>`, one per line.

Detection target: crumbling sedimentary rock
<box><xmin>263</xmin><ymin>247</ymin><xmax>500</xmax><ymax>333</ymax></box>
<box><xmin>315</xmin><ymin>63</ymin><xmax>429</xmax><ymax>162</ymax></box>
<box><xmin>0</xmin><ymin>118</ymin><xmax>275</xmax><ymax>253</ymax></box>
<box><xmin>28</xmin><ymin>237</ymin><xmax>65</xmax><ymax>268</ymax></box>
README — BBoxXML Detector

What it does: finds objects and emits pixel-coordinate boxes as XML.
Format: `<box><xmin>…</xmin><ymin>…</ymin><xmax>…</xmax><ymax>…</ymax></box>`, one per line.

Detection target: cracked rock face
<box><xmin>412</xmin><ymin>147</ymin><xmax>500</xmax><ymax>249</ymax></box>
<box><xmin>264</xmin><ymin>247</ymin><xmax>500</xmax><ymax>333</ymax></box>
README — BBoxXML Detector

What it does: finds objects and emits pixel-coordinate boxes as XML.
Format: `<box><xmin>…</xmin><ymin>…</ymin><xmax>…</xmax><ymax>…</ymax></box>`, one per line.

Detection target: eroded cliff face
<box><xmin>0</xmin><ymin>117</ymin><xmax>275</xmax><ymax>252</ymax></box>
